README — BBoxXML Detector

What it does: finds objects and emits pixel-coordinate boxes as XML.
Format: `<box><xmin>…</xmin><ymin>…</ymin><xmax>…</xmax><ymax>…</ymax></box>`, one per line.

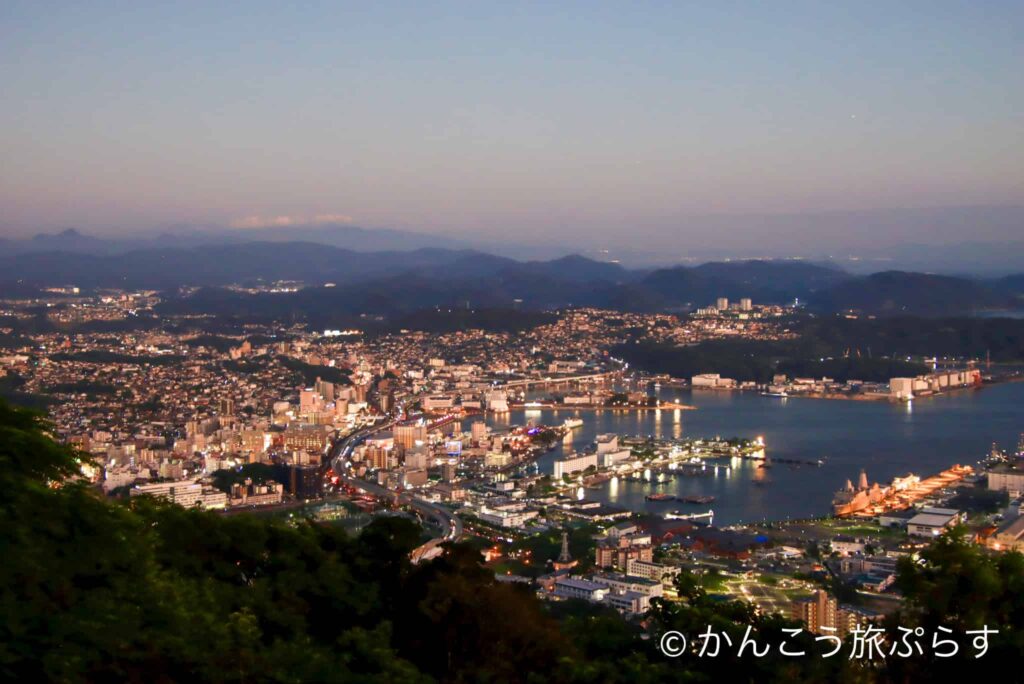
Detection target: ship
<box><xmin>680</xmin><ymin>495</ymin><xmax>716</xmax><ymax>504</ymax></box>
<box><xmin>761</xmin><ymin>390</ymin><xmax>789</xmax><ymax>398</ymax></box>
<box><xmin>645</xmin><ymin>493</ymin><xmax>674</xmax><ymax>502</ymax></box>
<box><xmin>563</xmin><ymin>417</ymin><xmax>584</xmax><ymax>430</ymax></box>
<box><xmin>583</xmin><ymin>472</ymin><xmax>612</xmax><ymax>488</ymax></box>
<box><xmin>674</xmin><ymin>466</ymin><xmax>713</xmax><ymax>477</ymax></box>
<box><xmin>832</xmin><ymin>469</ymin><xmax>890</xmax><ymax>516</ymax></box>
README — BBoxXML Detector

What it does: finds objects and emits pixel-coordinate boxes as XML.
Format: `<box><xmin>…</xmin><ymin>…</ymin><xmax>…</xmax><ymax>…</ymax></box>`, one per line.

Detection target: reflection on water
<box><xmin>486</xmin><ymin>382</ymin><xmax>1024</xmax><ymax>526</ymax></box>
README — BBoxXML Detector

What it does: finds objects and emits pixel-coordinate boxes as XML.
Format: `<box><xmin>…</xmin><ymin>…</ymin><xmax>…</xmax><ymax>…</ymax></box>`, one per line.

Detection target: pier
<box><xmin>760</xmin><ymin>456</ymin><xmax>824</xmax><ymax>466</ymax></box>
<box><xmin>836</xmin><ymin>464</ymin><xmax>975</xmax><ymax>519</ymax></box>
<box><xmin>665</xmin><ymin>509</ymin><xmax>714</xmax><ymax>521</ymax></box>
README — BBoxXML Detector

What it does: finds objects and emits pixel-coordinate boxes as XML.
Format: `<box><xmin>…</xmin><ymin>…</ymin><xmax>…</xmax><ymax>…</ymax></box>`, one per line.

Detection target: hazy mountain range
<box><xmin>0</xmin><ymin>225</ymin><xmax>459</xmax><ymax>256</ymax></box>
<box><xmin>2</xmin><ymin>235</ymin><xmax>1022</xmax><ymax>322</ymax></box>
<box><xmin>4</xmin><ymin>207</ymin><xmax>1024</xmax><ymax>274</ymax></box>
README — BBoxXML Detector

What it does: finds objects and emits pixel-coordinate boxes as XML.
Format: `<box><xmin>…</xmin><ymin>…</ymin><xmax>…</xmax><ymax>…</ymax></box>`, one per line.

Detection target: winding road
<box><xmin>329</xmin><ymin>417</ymin><xmax>463</xmax><ymax>563</ymax></box>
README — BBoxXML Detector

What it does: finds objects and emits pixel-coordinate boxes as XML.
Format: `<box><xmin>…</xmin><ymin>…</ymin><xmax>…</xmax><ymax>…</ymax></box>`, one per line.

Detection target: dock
<box><xmin>838</xmin><ymin>464</ymin><xmax>975</xmax><ymax>519</ymax></box>
<box><xmin>665</xmin><ymin>509</ymin><xmax>714</xmax><ymax>521</ymax></box>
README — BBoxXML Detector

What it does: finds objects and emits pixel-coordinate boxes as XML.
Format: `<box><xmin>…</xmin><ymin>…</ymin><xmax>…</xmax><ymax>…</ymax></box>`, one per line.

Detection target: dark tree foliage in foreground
<box><xmin>0</xmin><ymin>398</ymin><xmax>1019</xmax><ymax>682</ymax></box>
<box><xmin>885</xmin><ymin>530</ymin><xmax>1024</xmax><ymax>681</ymax></box>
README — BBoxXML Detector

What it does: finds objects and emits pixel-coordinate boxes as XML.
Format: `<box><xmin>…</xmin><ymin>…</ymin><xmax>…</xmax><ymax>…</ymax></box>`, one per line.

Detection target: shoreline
<box><xmin>508</xmin><ymin>401</ymin><xmax>697</xmax><ymax>411</ymax></box>
<box><xmin>684</xmin><ymin>377</ymin><xmax>1022</xmax><ymax>403</ymax></box>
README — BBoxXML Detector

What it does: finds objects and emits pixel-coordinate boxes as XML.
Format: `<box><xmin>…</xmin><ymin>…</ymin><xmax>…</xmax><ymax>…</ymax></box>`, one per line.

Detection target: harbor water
<box><xmin>484</xmin><ymin>382</ymin><xmax>1024</xmax><ymax>526</ymax></box>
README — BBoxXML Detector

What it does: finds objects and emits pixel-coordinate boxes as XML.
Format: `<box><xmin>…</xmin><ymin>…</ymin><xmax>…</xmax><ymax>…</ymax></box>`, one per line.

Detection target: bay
<box><xmin>484</xmin><ymin>382</ymin><xmax>1024</xmax><ymax>526</ymax></box>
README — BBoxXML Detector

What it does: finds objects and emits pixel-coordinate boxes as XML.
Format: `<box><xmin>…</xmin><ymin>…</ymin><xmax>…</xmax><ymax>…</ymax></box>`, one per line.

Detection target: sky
<box><xmin>1</xmin><ymin>1</ymin><xmax>1022</xmax><ymax>253</ymax></box>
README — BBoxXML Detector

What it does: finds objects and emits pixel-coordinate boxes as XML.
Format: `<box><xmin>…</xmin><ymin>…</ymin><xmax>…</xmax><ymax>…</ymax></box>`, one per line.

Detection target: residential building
<box><xmin>553</xmin><ymin>451</ymin><xmax>598</xmax><ymax>479</ymax></box>
<box><xmin>792</xmin><ymin>590</ymin><xmax>838</xmax><ymax>635</ymax></box>
<box><xmin>130</xmin><ymin>480</ymin><xmax>227</xmax><ymax>509</ymax></box>
<box><xmin>288</xmin><ymin>463</ymin><xmax>322</xmax><ymax>500</ymax></box>
<box><xmin>626</xmin><ymin>558</ymin><xmax>680</xmax><ymax>585</ymax></box>
<box><xmin>553</xmin><ymin>578</ymin><xmax>607</xmax><ymax>602</ymax></box>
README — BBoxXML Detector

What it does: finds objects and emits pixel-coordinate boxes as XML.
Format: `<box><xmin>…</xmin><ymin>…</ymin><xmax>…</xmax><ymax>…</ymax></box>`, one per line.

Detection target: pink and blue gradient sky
<box><xmin>1</xmin><ymin>2</ymin><xmax>1022</xmax><ymax>251</ymax></box>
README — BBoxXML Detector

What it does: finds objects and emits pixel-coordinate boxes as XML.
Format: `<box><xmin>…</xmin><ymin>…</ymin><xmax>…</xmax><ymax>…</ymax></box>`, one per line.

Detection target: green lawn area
<box><xmin>698</xmin><ymin>570</ymin><xmax>729</xmax><ymax>591</ymax></box>
<box><xmin>840</xmin><ymin>522</ymin><xmax>901</xmax><ymax>537</ymax></box>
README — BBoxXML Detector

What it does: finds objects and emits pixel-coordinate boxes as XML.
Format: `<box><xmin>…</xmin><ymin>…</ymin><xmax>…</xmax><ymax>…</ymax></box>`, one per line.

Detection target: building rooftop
<box><xmin>920</xmin><ymin>507</ymin><xmax>959</xmax><ymax>516</ymax></box>
<box><xmin>908</xmin><ymin>513</ymin><xmax>955</xmax><ymax>527</ymax></box>
<box><xmin>987</xmin><ymin>464</ymin><xmax>1024</xmax><ymax>474</ymax></box>
<box><xmin>555</xmin><ymin>578</ymin><xmax>605</xmax><ymax>592</ymax></box>
<box><xmin>592</xmin><ymin>573</ymin><xmax>661</xmax><ymax>587</ymax></box>
<box><xmin>997</xmin><ymin>516</ymin><xmax>1024</xmax><ymax>540</ymax></box>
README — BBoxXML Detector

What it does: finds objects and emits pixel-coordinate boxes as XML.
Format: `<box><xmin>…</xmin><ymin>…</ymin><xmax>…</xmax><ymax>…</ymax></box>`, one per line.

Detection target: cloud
<box><xmin>230</xmin><ymin>213</ymin><xmax>354</xmax><ymax>229</ymax></box>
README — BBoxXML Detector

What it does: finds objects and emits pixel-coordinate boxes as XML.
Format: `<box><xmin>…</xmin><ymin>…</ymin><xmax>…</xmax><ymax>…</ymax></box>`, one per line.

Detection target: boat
<box><xmin>645</xmin><ymin>493</ymin><xmax>674</xmax><ymax>502</ymax></box>
<box><xmin>674</xmin><ymin>467</ymin><xmax>713</xmax><ymax>477</ymax></box>
<box><xmin>680</xmin><ymin>495</ymin><xmax>715</xmax><ymax>504</ymax></box>
<box><xmin>761</xmin><ymin>390</ymin><xmax>789</xmax><ymax>398</ymax></box>
<box><xmin>563</xmin><ymin>417</ymin><xmax>584</xmax><ymax>430</ymax></box>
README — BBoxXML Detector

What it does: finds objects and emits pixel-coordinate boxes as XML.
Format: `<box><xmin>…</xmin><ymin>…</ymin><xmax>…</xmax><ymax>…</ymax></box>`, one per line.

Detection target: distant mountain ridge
<box><xmin>1</xmin><ymin>237</ymin><xmax>1021</xmax><ymax>320</ymax></box>
<box><xmin>3</xmin><ymin>224</ymin><xmax>463</xmax><ymax>256</ymax></box>
<box><xmin>640</xmin><ymin>261</ymin><xmax>849</xmax><ymax>307</ymax></box>
<box><xmin>810</xmin><ymin>271</ymin><xmax>1016</xmax><ymax>316</ymax></box>
<box><xmin>0</xmin><ymin>243</ymin><xmax>494</xmax><ymax>289</ymax></box>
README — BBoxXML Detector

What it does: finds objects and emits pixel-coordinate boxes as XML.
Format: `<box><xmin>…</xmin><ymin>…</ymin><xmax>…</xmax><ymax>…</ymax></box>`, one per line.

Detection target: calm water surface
<box><xmin>484</xmin><ymin>382</ymin><xmax>1024</xmax><ymax>525</ymax></box>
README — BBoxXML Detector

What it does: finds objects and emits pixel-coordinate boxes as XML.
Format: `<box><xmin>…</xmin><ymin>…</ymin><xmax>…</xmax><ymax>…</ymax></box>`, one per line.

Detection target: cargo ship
<box><xmin>645</xmin><ymin>493</ymin><xmax>674</xmax><ymax>502</ymax></box>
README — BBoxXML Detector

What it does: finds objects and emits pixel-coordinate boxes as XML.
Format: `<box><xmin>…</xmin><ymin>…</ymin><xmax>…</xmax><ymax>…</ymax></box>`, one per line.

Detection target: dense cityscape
<box><xmin>4</xmin><ymin>2</ymin><xmax>1024</xmax><ymax>682</ymax></box>
<box><xmin>4</xmin><ymin>276</ymin><xmax>1024</xmax><ymax>678</ymax></box>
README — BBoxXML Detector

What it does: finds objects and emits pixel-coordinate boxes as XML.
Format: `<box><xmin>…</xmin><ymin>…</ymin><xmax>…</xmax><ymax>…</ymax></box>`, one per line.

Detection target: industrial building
<box><xmin>889</xmin><ymin>369</ymin><xmax>981</xmax><ymax>400</ymax></box>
